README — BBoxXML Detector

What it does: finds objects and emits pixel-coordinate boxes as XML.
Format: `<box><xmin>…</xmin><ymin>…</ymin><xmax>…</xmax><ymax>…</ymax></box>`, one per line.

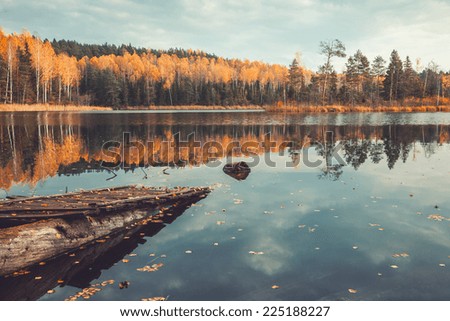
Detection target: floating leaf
<box><xmin>185</xmin><ymin>250</ymin><xmax>192</xmax><ymax>254</ymax></box>
<box><xmin>47</xmin><ymin>289</ymin><xmax>55</xmax><ymax>294</ymax></box>
<box><xmin>428</xmin><ymin>214</ymin><xmax>447</xmax><ymax>221</ymax></box>
<box><xmin>249</xmin><ymin>251</ymin><xmax>264</xmax><ymax>255</ymax></box>
<box><xmin>216</xmin><ymin>221</ymin><xmax>226</xmax><ymax>225</ymax></box>
<box><xmin>122</xmin><ymin>259</ymin><xmax>129</xmax><ymax>263</ymax></box>
<box><xmin>66</xmin><ymin>287</ymin><xmax>102</xmax><ymax>301</ymax></box>
<box><xmin>272</xmin><ymin>285</ymin><xmax>280</xmax><ymax>289</ymax></box>
<box><xmin>392</xmin><ymin>252</ymin><xmax>409</xmax><ymax>258</ymax></box>
<box><xmin>137</xmin><ymin>263</ymin><xmax>164</xmax><ymax>272</ymax></box>
<box><xmin>352</xmin><ymin>246</ymin><xmax>358</xmax><ymax>250</ymax></box>
<box><xmin>348</xmin><ymin>288</ymin><xmax>358</xmax><ymax>294</ymax></box>
<box><xmin>101</xmin><ymin>280</ymin><xmax>115</xmax><ymax>286</ymax></box>
<box><xmin>390</xmin><ymin>265</ymin><xmax>399</xmax><ymax>269</ymax></box>
<box><xmin>34</xmin><ymin>276</ymin><xmax>42</xmax><ymax>280</ymax></box>
<box><xmin>142</xmin><ymin>297</ymin><xmax>166</xmax><ymax>301</ymax></box>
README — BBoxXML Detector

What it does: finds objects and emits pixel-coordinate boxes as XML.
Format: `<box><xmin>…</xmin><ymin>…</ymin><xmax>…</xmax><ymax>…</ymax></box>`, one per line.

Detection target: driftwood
<box><xmin>0</xmin><ymin>185</ymin><xmax>210</xmax><ymax>221</ymax></box>
<box><xmin>0</xmin><ymin>186</ymin><xmax>210</xmax><ymax>277</ymax></box>
<box><xmin>0</xmin><ymin>197</ymin><xmax>196</xmax><ymax>301</ymax></box>
<box><xmin>223</xmin><ymin>161</ymin><xmax>251</xmax><ymax>181</ymax></box>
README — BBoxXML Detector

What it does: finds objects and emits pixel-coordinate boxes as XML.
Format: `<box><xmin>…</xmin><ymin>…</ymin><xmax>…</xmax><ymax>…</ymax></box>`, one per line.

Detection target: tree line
<box><xmin>0</xmin><ymin>30</ymin><xmax>449</xmax><ymax>108</ymax></box>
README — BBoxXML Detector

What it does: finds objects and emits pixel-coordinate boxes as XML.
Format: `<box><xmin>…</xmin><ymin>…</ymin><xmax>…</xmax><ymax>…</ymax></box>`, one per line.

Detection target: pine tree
<box><xmin>402</xmin><ymin>56</ymin><xmax>420</xmax><ymax>99</ymax></box>
<box><xmin>318</xmin><ymin>39</ymin><xmax>346</xmax><ymax>105</ymax></box>
<box><xmin>17</xmin><ymin>43</ymin><xmax>35</xmax><ymax>103</ymax></box>
<box><xmin>383</xmin><ymin>50</ymin><xmax>403</xmax><ymax>104</ymax></box>
<box><xmin>371</xmin><ymin>56</ymin><xmax>386</xmax><ymax>105</ymax></box>
<box><xmin>345</xmin><ymin>50</ymin><xmax>370</xmax><ymax>105</ymax></box>
<box><xmin>288</xmin><ymin>58</ymin><xmax>304</xmax><ymax>103</ymax></box>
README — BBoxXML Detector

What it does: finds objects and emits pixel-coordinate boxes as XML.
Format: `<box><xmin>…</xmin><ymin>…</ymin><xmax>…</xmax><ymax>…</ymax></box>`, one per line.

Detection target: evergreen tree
<box><xmin>402</xmin><ymin>56</ymin><xmax>420</xmax><ymax>99</ymax></box>
<box><xmin>383</xmin><ymin>50</ymin><xmax>403</xmax><ymax>104</ymax></box>
<box><xmin>288</xmin><ymin>58</ymin><xmax>304</xmax><ymax>103</ymax></box>
<box><xmin>371</xmin><ymin>56</ymin><xmax>386</xmax><ymax>104</ymax></box>
<box><xmin>345</xmin><ymin>50</ymin><xmax>370</xmax><ymax>105</ymax></box>
<box><xmin>318</xmin><ymin>39</ymin><xmax>346</xmax><ymax>105</ymax></box>
<box><xmin>16</xmin><ymin>43</ymin><xmax>35</xmax><ymax>103</ymax></box>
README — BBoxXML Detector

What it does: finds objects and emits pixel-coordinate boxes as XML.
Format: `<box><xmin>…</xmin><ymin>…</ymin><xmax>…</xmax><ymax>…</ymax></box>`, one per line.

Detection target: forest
<box><xmin>0</xmin><ymin>30</ymin><xmax>449</xmax><ymax>109</ymax></box>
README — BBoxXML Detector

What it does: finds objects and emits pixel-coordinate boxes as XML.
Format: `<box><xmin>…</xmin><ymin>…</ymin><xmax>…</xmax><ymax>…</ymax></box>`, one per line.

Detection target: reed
<box><xmin>264</xmin><ymin>104</ymin><xmax>450</xmax><ymax>113</ymax></box>
<box><xmin>0</xmin><ymin>104</ymin><xmax>112</xmax><ymax>112</ymax></box>
<box><xmin>145</xmin><ymin>105</ymin><xmax>264</xmax><ymax>110</ymax></box>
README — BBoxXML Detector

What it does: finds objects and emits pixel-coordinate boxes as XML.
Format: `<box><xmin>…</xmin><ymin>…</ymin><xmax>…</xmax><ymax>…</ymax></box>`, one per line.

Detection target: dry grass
<box><xmin>145</xmin><ymin>105</ymin><xmax>264</xmax><ymax>111</ymax></box>
<box><xmin>0</xmin><ymin>104</ymin><xmax>112</xmax><ymax>112</ymax></box>
<box><xmin>3</xmin><ymin>103</ymin><xmax>449</xmax><ymax>113</ymax></box>
<box><xmin>264</xmin><ymin>104</ymin><xmax>450</xmax><ymax>113</ymax></box>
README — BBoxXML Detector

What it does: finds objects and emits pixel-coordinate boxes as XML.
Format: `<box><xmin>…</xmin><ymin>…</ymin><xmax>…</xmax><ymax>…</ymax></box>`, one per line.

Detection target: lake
<box><xmin>0</xmin><ymin>111</ymin><xmax>449</xmax><ymax>301</ymax></box>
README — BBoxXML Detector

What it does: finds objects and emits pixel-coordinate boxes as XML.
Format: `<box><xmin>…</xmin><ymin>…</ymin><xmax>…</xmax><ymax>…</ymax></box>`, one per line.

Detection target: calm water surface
<box><xmin>0</xmin><ymin>111</ymin><xmax>449</xmax><ymax>300</ymax></box>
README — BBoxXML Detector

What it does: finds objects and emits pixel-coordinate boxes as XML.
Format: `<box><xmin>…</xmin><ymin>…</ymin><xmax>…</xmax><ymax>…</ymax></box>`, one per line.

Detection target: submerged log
<box><xmin>0</xmin><ymin>185</ymin><xmax>210</xmax><ymax>222</ymax></box>
<box><xmin>223</xmin><ymin>161</ymin><xmax>251</xmax><ymax>181</ymax></box>
<box><xmin>0</xmin><ymin>186</ymin><xmax>210</xmax><ymax>277</ymax></box>
<box><xmin>0</xmin><ymin>197</ymin><xmax>196</xmax><ymax>300</ymax></box>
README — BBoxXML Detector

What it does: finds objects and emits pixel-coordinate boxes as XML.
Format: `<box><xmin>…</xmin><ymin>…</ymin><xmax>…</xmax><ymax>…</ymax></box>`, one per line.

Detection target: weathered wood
<box><xmin>0</xmin><ymin>185</ymin><xmax>210</xmax><ymax>221</ymax></box>
<box><xmin>0</xmin><ymin>189</ymin><xmax>209</xmax><ymax>277</ymax></box>
<box><xmin>0</xmin><ymin>197</ymin><xmax>194</xmax><ymax>300</ymax></box>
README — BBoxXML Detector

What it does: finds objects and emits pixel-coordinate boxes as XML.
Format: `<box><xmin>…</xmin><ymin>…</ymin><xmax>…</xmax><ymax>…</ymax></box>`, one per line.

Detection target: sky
<box><xmin>1</xmin><ymin>0</ymin><xmax>449</xmax><ymax>71</ymax></box>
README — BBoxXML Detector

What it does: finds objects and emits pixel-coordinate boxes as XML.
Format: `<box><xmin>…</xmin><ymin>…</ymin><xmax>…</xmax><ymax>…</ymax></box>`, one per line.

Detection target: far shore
<box><xmin>1</xmin><ymin>103</ymin><xmax>449</xmax><ymax>113</ymax></box>
<box><xmin>0</xmin><ymin>104</ymin><xmax>113</xmax><ymax>112</ymax></box>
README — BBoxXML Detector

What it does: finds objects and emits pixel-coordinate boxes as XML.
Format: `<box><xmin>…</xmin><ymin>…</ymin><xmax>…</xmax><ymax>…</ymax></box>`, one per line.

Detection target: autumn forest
<box><xmin>0</xmin><ymin>29</ymin><xmax>449</xmax><ymax>109</ymax></box>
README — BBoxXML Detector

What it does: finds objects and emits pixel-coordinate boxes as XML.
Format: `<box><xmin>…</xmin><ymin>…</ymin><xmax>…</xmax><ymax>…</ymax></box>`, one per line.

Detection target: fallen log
<box><xmin>0</xmin><ymin>197</ymin><xmax>195</xmax><ymax>300</ymax></box>
<box><xmin>0</xmin><ymin>185</ymin><xmax>210</xmax><ymax>222</ymax></box>
<box><xmin>0</xmin><ymin>186</ymin><xmax>210</xmax><ymax>277</ymax></box>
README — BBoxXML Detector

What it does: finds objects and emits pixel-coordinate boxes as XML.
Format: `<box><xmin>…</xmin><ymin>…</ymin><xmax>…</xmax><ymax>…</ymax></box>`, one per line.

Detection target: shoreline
<box><xmin>0</xmin><ymin>104</ymin><xmax>113</xmax><ymax>112</ymax></box>
<box><xmin>1</xmin><ymin>104</ymin><xmax>449</xmax><ymax>113</ymax></box>
<box><xmin>264</xmin><ymin>105</ymin><xmax>450</xmax><ymax>113</ymax></box>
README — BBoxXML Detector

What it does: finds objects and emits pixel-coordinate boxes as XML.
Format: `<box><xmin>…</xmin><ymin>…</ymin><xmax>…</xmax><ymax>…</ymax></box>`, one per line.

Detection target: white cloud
<box><xmin>1</xmin><ymin>0</ymin><xmax>449</xmax><ymax>70</ymax></box>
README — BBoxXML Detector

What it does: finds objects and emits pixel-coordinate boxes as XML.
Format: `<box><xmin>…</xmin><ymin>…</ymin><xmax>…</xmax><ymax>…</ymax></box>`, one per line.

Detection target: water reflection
<box><xmin>0</xmin><ymin>112</ymin><xmax>448</xmax><ymax>191</ymax></box>
<box><xmin>0</xmin><ymin>197</ymin><xmax>198</xmax><ymax>300</ymax></box>
<box><xmin>1</xmin><ymin>112</ymin><xmax>450</xmax><ymax>301</ymax></box>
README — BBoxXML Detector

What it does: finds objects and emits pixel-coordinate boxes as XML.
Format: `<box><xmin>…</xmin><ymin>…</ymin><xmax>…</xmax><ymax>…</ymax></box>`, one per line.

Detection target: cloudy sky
<box><xmin>1</xmin><ymin>0</ymin><xmax>449</xmax><ymax>71</ymax></box>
